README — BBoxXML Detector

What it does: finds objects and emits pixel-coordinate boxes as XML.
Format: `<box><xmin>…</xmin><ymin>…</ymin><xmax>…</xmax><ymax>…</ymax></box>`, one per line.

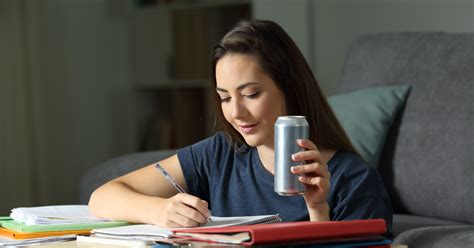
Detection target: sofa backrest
<box><xmin>79</xmin><ymin>150</ymin><xmax>176</xmax><ymax>204</ymax></box>
<box><xmin>338</xmin><ymin>32</ymin><xmax>474</xmax><ymax>224</ymax></box>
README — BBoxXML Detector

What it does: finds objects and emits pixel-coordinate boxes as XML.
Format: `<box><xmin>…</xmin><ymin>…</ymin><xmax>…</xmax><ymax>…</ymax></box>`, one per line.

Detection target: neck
<box><xmin>256</xmin><ymin>145</ymin><xmax>275</xmax><ymax>174</ymax></box>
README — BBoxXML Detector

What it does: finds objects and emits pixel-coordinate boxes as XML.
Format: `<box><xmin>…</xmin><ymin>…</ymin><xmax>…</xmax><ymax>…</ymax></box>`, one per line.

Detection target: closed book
<box><xmin>0</xmin><ymin>227</ymin><xmax>90</xmax><ymax>240</ymax></box>
<box><xmin>76</xmin><ymin>235</ymin><xmax>151</xmax><ymax>248</ymax></box>
<box><xmin>172</xmin><ymin>219</ymin><xmax>388</xmax><ymax>246</ymax></box>
<box><xmin>0</xmin><ymin>219</ymin><xmax>128</xmax><ymax>233</ymax></box>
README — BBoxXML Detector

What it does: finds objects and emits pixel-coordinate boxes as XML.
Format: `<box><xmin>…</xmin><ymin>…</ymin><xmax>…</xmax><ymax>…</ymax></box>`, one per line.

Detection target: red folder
<box><xmin>172</xmin><ymin>219</ymin><xmax>387</xmax><ymax>246</ymax></box>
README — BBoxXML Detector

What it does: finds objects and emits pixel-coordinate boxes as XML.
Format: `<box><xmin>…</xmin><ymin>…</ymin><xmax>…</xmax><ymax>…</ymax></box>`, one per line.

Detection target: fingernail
<box><xmin>292</xmin><ymin>154</ymin><xmax>297</xmax><ymax>160</ymax></box>
<box><xmin>291</xmin><ymin>166</ymin><xmax>300</xmax><ymax>172</ymax></box>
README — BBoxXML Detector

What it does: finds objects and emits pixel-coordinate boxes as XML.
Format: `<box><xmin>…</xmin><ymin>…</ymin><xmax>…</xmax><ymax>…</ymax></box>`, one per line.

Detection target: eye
<box><xmin>220</xmin><ymin>97</ymin><xmax>231</xmax><ymax>103</ymax></box>
<box><xmin>245</xmin><ymin>91</ymin><xmax>261</xmax><ymax>99</ymax></box>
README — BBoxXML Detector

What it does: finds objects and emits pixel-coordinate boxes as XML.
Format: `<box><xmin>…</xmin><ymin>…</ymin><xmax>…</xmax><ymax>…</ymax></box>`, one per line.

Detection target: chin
<box><xmin>242</xmin><ymin>135</ymin><xmax>264</xmax><ymax>147</ymax></box>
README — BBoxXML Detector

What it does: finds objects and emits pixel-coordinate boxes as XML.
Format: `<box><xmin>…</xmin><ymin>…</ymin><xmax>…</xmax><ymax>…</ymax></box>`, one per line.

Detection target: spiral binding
<box><xmin>244</xmin><ymin>214</ymin><xmax>282</xmax><ymax>225</ymax></box>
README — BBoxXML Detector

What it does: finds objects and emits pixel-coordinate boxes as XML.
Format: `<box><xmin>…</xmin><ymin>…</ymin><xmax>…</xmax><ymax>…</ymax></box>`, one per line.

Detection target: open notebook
<box><xmin>93</xmin><ymin>214</ymin><xmax>281</xmax><ymax>239</ymax></box>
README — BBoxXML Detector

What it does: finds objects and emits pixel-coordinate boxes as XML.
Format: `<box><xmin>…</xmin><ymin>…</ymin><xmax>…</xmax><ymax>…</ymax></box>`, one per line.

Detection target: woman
<box><xmin>89</xmin><ymin>20</ymin><xmax>392</xmax><ymax>234</ymax></box>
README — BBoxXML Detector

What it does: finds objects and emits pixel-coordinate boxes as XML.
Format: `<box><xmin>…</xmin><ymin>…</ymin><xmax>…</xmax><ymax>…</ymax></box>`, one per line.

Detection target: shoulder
<box><xmin>184</xmin><ymin>132</ymin><xmax>230</xmax><ymax>151</ymax></box>
<box><xmin>328</xmin><ymin>150</ymin><xmax>393</xmax><ymax>234</ymax></box>
<box><xmin>177</xmin><ymin>132</ymin><xmax>238</xmax><ymax>163</ymax></box>
<box><xmin>329</xmin><ymin>150</ymin><xmax>374</xmax><ymax>175</ymax></box>
<box><xmin>329</xmin><ymin>150</ymin><xmax>386</xmax><ymax>198</ymax></box>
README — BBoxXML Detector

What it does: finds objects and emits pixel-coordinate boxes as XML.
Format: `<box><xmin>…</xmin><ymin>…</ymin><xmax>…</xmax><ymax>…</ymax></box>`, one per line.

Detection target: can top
<box><xmin>275</xmin><ymin>116</ymin><xmax>308</xmax><ymax>126</ymax></box>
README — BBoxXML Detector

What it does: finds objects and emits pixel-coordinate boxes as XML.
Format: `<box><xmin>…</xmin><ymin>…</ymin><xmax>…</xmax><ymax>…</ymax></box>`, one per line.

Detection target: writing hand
<box><xmin>152</xmin><ymin>193</ymin><xmax>211</xmax><ymax>228</ymax></box>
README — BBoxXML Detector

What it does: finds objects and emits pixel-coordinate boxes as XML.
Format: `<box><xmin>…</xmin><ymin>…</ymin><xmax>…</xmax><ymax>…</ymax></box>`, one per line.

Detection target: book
<box><xmin>0</xmin><ymin>227</ymin><xmax>90</xmax><ymax>240</ymax></box>
<box><xmin>0</xmin><ymin>234</ymin><xmax>76</xmax><ymax>247</ymax></box>
<box><xmin>93</xmin><ymin>214</ymin><xmax>281</xmax><ymax>239</ymax></box>
<box><xmin>0</xmin><ymin>219</ymin><xmax>128</xmax><ymax>233</ymax></box>
<box><xmin>76</xmin><ymin>235</ymin><xmax>151</xmax><ymax>248</ymax></box>
<box><xmin>93</xmin><ymin>224</ymin><xmax>174</xmax><ymax>239</ymax></box>
<box><xmin>172</xmin><ymin>219</ymin><xmax>388</xmax><ymax>246</ymax></box>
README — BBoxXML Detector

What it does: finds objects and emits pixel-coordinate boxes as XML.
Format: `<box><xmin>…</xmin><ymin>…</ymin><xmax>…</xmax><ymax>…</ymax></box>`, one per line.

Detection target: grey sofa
<box><xmin>338</xmin><ymin>32</ymin><xmax>474</xmax><ymax>247</ymax></box>
<box><xmin>80</xmin><ymin>32</ymin><xmax>474</xmax><ymax>247</ymax></box>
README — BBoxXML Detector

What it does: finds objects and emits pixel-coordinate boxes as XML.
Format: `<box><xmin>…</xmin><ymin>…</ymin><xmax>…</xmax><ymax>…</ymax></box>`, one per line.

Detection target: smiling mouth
<box><xmin>239</xmin><ymin>123</ymin><xmax>258</xmax><ymax>133</ymax></box>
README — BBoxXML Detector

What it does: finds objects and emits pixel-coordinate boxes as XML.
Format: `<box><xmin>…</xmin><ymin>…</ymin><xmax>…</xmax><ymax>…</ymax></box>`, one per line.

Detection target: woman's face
<box><xmin>215</xmin><ymin>54</ymin><xmax>287</xmax><ymax>148</ymax></box>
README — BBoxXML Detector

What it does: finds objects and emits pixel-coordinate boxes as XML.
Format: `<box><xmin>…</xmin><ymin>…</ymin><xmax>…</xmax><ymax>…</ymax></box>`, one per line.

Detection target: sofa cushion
<box><xmin>393</xmin><ymin>214</ymin><xmax>467</xmax><ymax>237</ymax></box>
<box><xmin>339</xmin><ymin>32</ymin><xmax>474</xmax><ymax>224</ymax></box>
<box><xmin>79</xmin><ymin>150</ymin><xmax>176</xmax><ymax>204</ymax></box>
<box><xmin>394</xmin><ymin>225</ymin><xmax>474</xmax><ymax>248</ymax></box>
<box><xmin>328</xmin><ymin>85</ymin><xmax>411</xmax><ymax>167</ymax></box>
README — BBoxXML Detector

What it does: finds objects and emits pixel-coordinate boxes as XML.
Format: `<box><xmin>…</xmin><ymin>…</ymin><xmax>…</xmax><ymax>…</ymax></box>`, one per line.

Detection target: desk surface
<box><xmin>34</xmin><ymin>240</ymin><xmax>241</xmax><ymax>247</ymax></box>
<box><xmin>33</xmin><ymin>241</ymin><xmax>408</xmax><ymax>248</ymax></box>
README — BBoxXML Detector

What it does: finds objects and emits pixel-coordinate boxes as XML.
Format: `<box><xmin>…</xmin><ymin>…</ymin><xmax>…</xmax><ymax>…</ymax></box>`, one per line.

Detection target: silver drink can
<box><xmin>274</xmin><ymin>116</ymin><xmax>309</xmax><ymax>195</ymax></box>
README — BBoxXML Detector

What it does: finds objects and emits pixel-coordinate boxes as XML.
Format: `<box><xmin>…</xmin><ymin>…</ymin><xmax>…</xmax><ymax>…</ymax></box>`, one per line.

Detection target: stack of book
<box><xmin>81</xmin><ymin>216</ymin><xmax>392</xmax><ymax>247</ymax></box>
<box><xmin>1</xmin><ymin>206</ymin><xmax>393</xmax><ymax>247</ymax></box>
<box><xmin>77</xmin><ymin>214</ymin><xmax>282</xmax><ymax>246</ymax></box>
<box><xmin>0</xmin><ymin>205</ymin><xmax>128</xmax><ymax>246</ymax></box>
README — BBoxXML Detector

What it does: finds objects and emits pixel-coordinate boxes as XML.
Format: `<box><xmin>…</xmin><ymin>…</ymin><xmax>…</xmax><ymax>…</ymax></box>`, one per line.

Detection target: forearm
<box><xmin>88</xmin><ymin>181</ymin><xmax>165</xmax><ymax>224</ymax></box>
<box><xmin>307</xmin><ymin>202</ymin><xmax>330</xmax><ymax>221</ymax></box>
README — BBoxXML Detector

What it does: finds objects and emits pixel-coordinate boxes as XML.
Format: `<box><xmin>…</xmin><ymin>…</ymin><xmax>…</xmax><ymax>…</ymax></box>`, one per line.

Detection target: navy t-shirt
<box><xmin>177</xmin><ymin>132</ymin><xmax>393</xmax><ymax>234</ymax></box>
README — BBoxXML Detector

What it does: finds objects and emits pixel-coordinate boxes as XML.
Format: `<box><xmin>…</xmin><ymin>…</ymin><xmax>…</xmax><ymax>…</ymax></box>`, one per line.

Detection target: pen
<box><xmin>154</xmin><ymin>162</ymin><xmax>212</xmax><ymax>222</ymax></box>
<box><xmin>154</xmin><ymin>162</ymin><xmax>186</xmax><ymax>194</ymax></box>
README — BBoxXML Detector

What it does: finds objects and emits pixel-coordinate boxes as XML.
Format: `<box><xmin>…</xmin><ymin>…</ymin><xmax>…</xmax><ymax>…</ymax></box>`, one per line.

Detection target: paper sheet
<box><xmin>0</xmin><ymin>234</ymin><xmax>76</xmax><ymax>247</ymax></box>
<box><xmin>10</xmin><ymin>205</ymin><xmax>108</xmax><ymax>225</ymax></box>
<box><xmin>92</xmin><ymin>214</ymin><xmax>281</xmax><ymax>239</ymax></box>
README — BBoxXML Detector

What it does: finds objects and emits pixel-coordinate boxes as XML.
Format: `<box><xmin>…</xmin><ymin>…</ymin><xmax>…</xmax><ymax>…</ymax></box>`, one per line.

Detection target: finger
<box><xmin>160</xmin><ymin>218</ymin><xmax>184</xmax><ymax>228</ymax></box>
<box><xmin>292</xmin><ymin>150</ymin><xmax>322</xmax><ymax>163</ymax></box>
<box><xmin>174</xmin><ymin>203</ymin><xmax>208</xmax><ymax>225</ymax></box>
<box><xmin>291</xmin><ymin>162</ymin><xmax>329</xmax><ymax>176</ymax></box>
<box><xmin>296</xmin><ymin>139</ymin><xmax>318</xmax><ymax>150</ymax></box>
<box><xmin>177</xmin><ymin>193</ymin><xmax>211</xmax><ymax>219</ymax></box>
<box><xmin>171</xmin><ymin>208</ymin><xmax>202</xmax><ymax>227</ymax></box>
<box><xmin>299</xmin><ymin>176</ymin><xmax>330</xmax><ymax>190</ymax></box>
<box><xmin>163</xmin><ymin>201</ymin><xmax>201</xmax><ymax>228</ymax></box>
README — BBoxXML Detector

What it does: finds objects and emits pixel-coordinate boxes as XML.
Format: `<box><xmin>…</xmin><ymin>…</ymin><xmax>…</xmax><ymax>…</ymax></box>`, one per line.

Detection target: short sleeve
<box><xmin>176</xmin><ymin>132</ymin><xmax>230</xmax><ymax>203</ymax></box>
<box><xmin>329</xmin><ymin>153</ymin><xmax>393</xmax><ymax>237</ymax></box>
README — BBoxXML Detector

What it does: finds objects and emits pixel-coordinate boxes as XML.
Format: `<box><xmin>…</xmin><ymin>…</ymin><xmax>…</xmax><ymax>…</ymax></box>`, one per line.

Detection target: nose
<box><xmin>230</xmin><ymin>98</ymin><xmax>247</xmax><ymax>119</ymax></box>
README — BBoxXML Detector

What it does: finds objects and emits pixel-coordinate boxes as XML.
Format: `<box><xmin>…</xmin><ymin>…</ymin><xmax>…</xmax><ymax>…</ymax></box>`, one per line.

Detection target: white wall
<box><xmin>0</xmin><ymin>0</ymin><xmax>35</xmax><ymax>214</ymax></box>
<box><xmin>252</xmin><ymin>0</ymin><xmax>315</xmax><ymax>66</ymax></box>
<box><xmin>25</xmin><ymin>0</ymin><xmax>136</xmax><ymax>206</ymax></box>
<box><xmin>312</xmin><ymin>0</ymin><xmax>474</xmax><ymax>95</ymax></box>
<box><xmin>1</xmin><ymin>0</ymin><xmax>473</xmax><ymax>215</ymax></box>
<box><xmin>253</xmin><ymin>0</ymin><xmax>474</xmax><ymax>95</ymax></box>
<box><xmin>0</xmin><ymin>0</ymin><xmax>137</xmax><ymax>214</ymax></box>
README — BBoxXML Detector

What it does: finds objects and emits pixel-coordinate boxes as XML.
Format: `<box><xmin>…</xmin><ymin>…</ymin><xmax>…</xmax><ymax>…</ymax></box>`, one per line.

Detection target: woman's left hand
<box><xmin>291</xmin><ymin>139</ymin><xmax>331</xmax><ymax>221</ymax></box>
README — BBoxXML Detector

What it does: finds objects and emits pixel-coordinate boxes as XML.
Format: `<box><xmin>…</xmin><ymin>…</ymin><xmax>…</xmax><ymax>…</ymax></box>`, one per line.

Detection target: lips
<box><xmin>238</xmin><ymin>123</ymin><xmax>258</xmax><ymax>133</ymax></box>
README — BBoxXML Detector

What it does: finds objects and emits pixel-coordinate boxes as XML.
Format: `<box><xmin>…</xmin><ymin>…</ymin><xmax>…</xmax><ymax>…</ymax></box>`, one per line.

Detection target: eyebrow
<box><xmin>216</xmin><ymin>82</ymin><xmax>260</xmax><ymax>92</ymax></box>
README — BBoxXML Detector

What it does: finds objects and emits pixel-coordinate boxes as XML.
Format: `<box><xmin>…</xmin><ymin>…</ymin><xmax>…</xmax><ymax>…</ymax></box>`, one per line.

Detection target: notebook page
<box><xmin>93</xmin><ymin>224</ymin><xmax>173</xmax><ymax>238</ymax></box>
<box><xmin>204</xmin><ymin>214</ymin><xmax>281</xmax><ymax>227</ymax></box>
<box><xmin>93</xmin><ymin>214</ymin><xmax>281</xmax><ymax>238</ymax></box>
<box><xmin>10</xmin><ymin>205</ymin><xmax>106</xmax><ymax>225</ymax></box>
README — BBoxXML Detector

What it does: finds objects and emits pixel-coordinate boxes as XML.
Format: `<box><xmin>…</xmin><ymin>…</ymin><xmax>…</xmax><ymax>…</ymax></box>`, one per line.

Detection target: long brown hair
<box><xmin>211</xmin><ymin>20</ymin><xmax>358</xmax><ymax>155</ymax></box>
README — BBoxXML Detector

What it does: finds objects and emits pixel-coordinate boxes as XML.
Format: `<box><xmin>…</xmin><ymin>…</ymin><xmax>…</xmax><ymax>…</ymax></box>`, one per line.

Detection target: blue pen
<box><xmin>154</xmin><ymin>162</ymin><xmax>212</xmax><ymax>222</ymax></box>
<box><xmin>154</xmin><ymin>162</ymin><xmax>186</xmax><ymax>193</ymax></box>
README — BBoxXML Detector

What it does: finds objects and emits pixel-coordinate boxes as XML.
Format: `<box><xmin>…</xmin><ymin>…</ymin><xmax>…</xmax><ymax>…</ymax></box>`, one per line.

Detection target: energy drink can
<box><xmin>274</xmin><ymin>116</ymin><xmax>309</xmax><ymax>196</ymax></box>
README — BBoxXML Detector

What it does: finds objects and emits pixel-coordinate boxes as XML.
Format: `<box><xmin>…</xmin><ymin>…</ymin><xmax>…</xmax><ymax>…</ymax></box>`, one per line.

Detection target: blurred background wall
<box><xmin>0</xmin><ymin>0</ymin><xmax>473</xmax><ymax>215</ymax></box>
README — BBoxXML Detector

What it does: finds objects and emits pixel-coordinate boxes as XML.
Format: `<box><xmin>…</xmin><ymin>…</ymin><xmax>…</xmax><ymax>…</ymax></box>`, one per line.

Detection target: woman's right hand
<box><xmin>151</xmin><ymin>193</ymin><xmax>211</xmax><ymax>228</ymax></box>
